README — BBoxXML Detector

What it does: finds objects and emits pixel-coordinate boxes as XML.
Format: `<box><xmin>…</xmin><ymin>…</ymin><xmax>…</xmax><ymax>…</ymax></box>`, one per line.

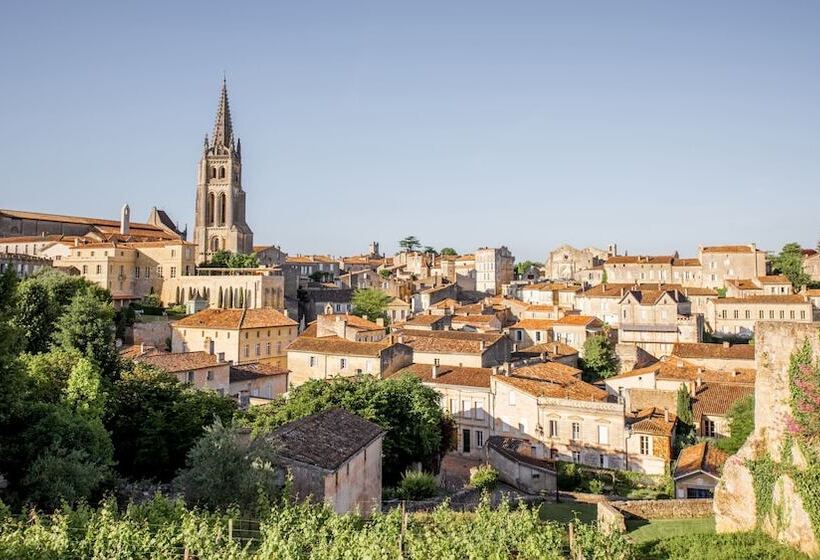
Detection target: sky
<box><xmin>1</xmin><ymin>1</ymin><xmax>818</xmax><ymax>261</ymax></box>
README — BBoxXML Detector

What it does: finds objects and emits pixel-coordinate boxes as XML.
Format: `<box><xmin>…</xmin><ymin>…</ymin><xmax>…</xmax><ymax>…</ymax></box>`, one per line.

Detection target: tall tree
<box><xmin>715</xmin><ymin>395</ymin><xmax>754</xmax><ymax>454</ymax></box>
<box><xmin>399</xmin><ymin>236</ymin><xmax>421</xmax><ymax>252</ymax></box>
<box><xmin>771</xmin><ymin>242</ymin><xmax>810</xmax><ymax>289</ymax></box>
<box><xmin>64</xmin><ymin>358</ymin><xmax>107</xmax><ymax>419</ymax></box>
<box><xmin>53</xmin><ymin>292</ymin><xmax>118</xmax><ymax>376</ymax></box>
<box><xmin>580</xmin><ymin>335</ymin><xmax>619</xmax><ymax>379</ymax></box>
<box><xmin>351</xmin><ymin>288</ymin><xmax>392</xmax><ymax>323</ymax></box>
<box><xmin>440</xmin><ymin>247</ymin><xmax>457</xmax><ymax>256</ymax></box>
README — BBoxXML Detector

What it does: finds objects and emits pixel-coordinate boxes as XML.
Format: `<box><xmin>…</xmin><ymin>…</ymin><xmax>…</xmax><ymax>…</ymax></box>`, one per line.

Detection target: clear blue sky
<box><xmin>1</xmin><ymin>1</ymin><xmax>818</xmax><ymax>260</ymax></box>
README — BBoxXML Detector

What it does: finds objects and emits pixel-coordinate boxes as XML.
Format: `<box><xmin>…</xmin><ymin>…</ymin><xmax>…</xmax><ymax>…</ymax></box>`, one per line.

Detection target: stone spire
<box><xmin>211</xmin><ymin>78</ymin><xmax>234</xmax><ymax>150</ymax></box>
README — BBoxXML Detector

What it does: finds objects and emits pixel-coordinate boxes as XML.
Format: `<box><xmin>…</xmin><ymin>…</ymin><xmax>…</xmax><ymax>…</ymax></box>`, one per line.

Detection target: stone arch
<box><xmin>207</xmin><ymin>192</ymin><xmax>215</xmax><ymax>225</ymax></box>
<box><xmin>219</xmin><ymin>166</ymin><xmax>226</xmax><ymax>179</ymax></box>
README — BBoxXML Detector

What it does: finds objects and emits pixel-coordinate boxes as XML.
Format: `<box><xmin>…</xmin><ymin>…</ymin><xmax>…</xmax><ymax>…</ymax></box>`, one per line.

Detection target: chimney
<box><xmin>139</xmin><ymin>342</ymin><xmax>145</xmax><ymax>355</ymax></box>
<box><xmin>677</xmin><ymin>359</ymin><xmax>684</xmax><ymax>368</ymax></box>
<box><xmin>696</xmin><ymin>376</ymin><xmax>703</xmax><ymax>389</ymax></box>
<box><xmin>432</xmin><ymin>364</ymin><xmax>439</xmax><ymax>379</ymax></box>
<box><xmin>376</xmin><ymin>317</ymin><xmax>384</xmax><ymax>327</ymax></box>
<box><xmin>479</xmin><ymin>340</ymin><xmax>486</xmax><ymax>351</ymax></box>
<box><xmin>697</xmin><ymin>367</ymin><xmax>704</xmax><ymax>374</ymax></box>
<box><xmin>722</xmin><ymin>341</ymin><xmax>730</xmax><ymax>349</ymax></box>
<box><xmin>398</xmin><ymin>335</ymin><xmax>405</xmax><ymax>344</ymax></box>
<box><xmin>664</xmin><ymin>407</ymin><xmax>669</xmax><ymax>422</ymax></box>
<box><xmin>120</xmin><ymin>204</ymin><xmax>130</xmax><ymax>235</ymax></box>
<box><xmin>540</xmin><ymin>352</ymin><xmax>547</xmax><ymax>362</ymax></box>
<box><xmin>283</xmin><ymin>309</ymin><xmax>289</xmax><ymax>318</ymax></box>
<box><xmin>732</xmin><ymin>370</ymin><xmax>740</xmax><ymax>378</ymax></box>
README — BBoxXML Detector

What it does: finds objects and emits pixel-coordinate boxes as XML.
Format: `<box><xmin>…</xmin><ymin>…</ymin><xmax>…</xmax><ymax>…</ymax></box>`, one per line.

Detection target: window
<box><xmin>82</xmin><ymin>265</ymin><xmax>88</xmax><ymax>274</ymax></box>
<box><xmin>790</xmin><ymin>310</ymin><xmax>795</xmax><ymax>319</ymax></box>
<box><xmin>170</xmin><ymin>267</ymin><xmax>177</xmax><ymax>278</ymax></box>
<box><xmin>703</xmin><ymin>419</ymin><xmax>716</xmax><ymax>438</ymax></box>
<box><xmin>340</xmin><ymin>358</ymin><xmax>347</xmax><ymax>369</ymax></box>
<box><xmin>186</xmin><ymin>371</ymin><xmax>194</xmax><ymax>383</ymax></box>
<box><xmin>475</xmin><ymin>401</ymin><xmax>484</xmax><ymax>420</ymax></box>
<box><xmin>599</xmin><ymin>454</ymin><xmax>607</xmax><ymax>468</ymax></box>
<box><xmin>206</xmin><ymin>370</ymin><xmax>213</xmax><ymax>381</ymax></box>
<box><xmin>770</xmin><ymin>310</ymin><xmax>775</xmax><ymax>319</ymax></box>
<box><xmin>145</xmin><ymin>266</ymin><xmax>150</xmax><ymax>278</ymax></box>
<box><xmin>518</xmin><ymin>419</ymin><xmax>526</xmax><ymax>433</ymax></box>
<box><xmin>535</xmin><ymin>331</ymin><xmax>542</xmax><ymax>342</ymax></box>
<box><xmin>639</xmin><ymin>435</ymin><xmax>651</xmax><ymax>455</ymax></box>
<box><xmin>135</xmin><ymin>267</ymin><xmax>140</xmax><ymax>278</ymax></box>
<box><xmin>801</xmin><ymin>310</ymin><xmax>807</xmax><ymax>319</ymax></box>
<box><xmin>255</xmin><ymin>343</ymin><xmax>260</xmax><ymax>356</ymax></box>
<box><xmin>571</xmin><ymin>422</ymin><xmax>580</xmax><ymax>441</ymax></box>
<box><xmin>462</xmin><ymin>400</ymin><xmax>472</xmax><ymax>419</ymax></box>
<box><xmin>502</xmin><ymin>416</ymin><xmax>510</xmax><ymax>433</ymax></box>
<box><xmin>309</xmin><ymin>356</ymin><xmax>317</xmax><ymax>367</ymax></box>
<box><xmin>96</xmin><ymin>264</ymin><xmax>101</xmax><ymax>274</ymax></box>
<box><xmin>476</xmin><ymin>431</ymin><xmax>484</xmax><ymax>448</ymax></box>
<box><xmin>266</xmin><ymin>342</ymin><xmax>271</xmax><ymax>355</ymax></box>
<box><xmin>549</xmin><ymin>420</ymin><xmax>558</xmax><ymax>438</ymax></box>
<box><xmin>745</xmin><ymin>310</ymin><xmax>750</xmax><ymax>319</ymax></box>
<box><xmin>449</xmin><ymin>399</ymin><xmax>457</xmax><ymax>414</ymax></box>
<box><xmin>597</xmin><ymin>425</ymin><xmax>609</xmax><ymax>445</ymax></box>
<box><xmin>733</xmin><ymin>310</ymin><xmax>739</xmax><ymax>319</ymax></box>
<box><xmin>780</xmin><ymin>310</ymin><xmax>785</xmax><ymax>319</ymax></box>
<box><xmin>571</xmin><ymin>451</ymin><xmax>581</xmax><ymax>463</ymax></box>
<box><xmin>244</xmin><ymin>345</ymin><xmax>250</xmax><ymax>358</ymax></box>
<box><xmin>508</xmin><ymin>390</ymin><xmax>517</xmax><ymax>406</ymax></box>
<box><xmin>157</xmin><ymin>266</ymin><xmax>163</xmax><ymax>278</ymax></box>
<box><xmin>515</xmin><ymin>330</ymin><xmax>522</xmax><ymax>342</ymax></box>
<box><xmin>759</xmin><ymin>310</ymin><xmax>764</xmax><ymax>319</ymax></box>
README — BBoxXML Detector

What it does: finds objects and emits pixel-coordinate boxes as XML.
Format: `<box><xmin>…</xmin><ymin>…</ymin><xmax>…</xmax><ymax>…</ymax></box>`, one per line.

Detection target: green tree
<box><xmin>53</xmin><ymin>292</ymin><xmax>118</xmax><ymax>376</ymax></box>
<box><xmin>244</xmin><ymin>376</ymin><xmax>447</xmax><ymax>484</ymax></box>
<box><xmin>13</xmin><ymin>281</ymin><xmax>52</xmax><ymax>354</ymax></box>
<box><xmin>207</xmin><ymin>250</ymin><xmax>259</xmax><ymax>268</ymax></box>
<box><xmin>580</xmin><ymin>335</ymin><xmax>619</xmax><ymax>379</ymax></box>
<box><xmin>715</xmin><ymin>395</ymin><xmax>754</xmax><ymax>455</ymax></box>
<box><xmin>22</xmin><ymin>348</ymin><xmax>83</xmax><ymax>403</ymax></box>
<box><xmin>423</xmin><ymin>246</ymin><xmax>438</xmax><ymax>255</ymax></box>
<box><xmin>64</xmin><ymin>358</ymin><xmax>106</xmax><ymax>418</ymax></box>
<box><xmin>141</xmin><ymin>293</ymin><xmax>162</xmax><ymax>308</ymax></box>
<box><xmin>378</xmin><ymin>268</ymin><xmax>392</xmax><ymax>279</ymax></box>
<box><xmin>175</xmin><ymin>418</ymin><xmax>281</xmax><ymax>512</ymax></box>
<box><xmin>351</xmin><ymin>288</ymin><xmax>392</xmax><ymax>323</ymax></box>
<box><xmin>676</xmin><ymin>384</ymin><xmax>693</xmax><ymax>427</ymax></box>
<box><xmin>105</xmin><ymin>364</ymin><xmax>237</xmax><ymax>481</ymax></box>
<box><xmin>0</xmin><ymin>268</ymin><xmax>23</xmax><ymax>421</ymax></box>
<box><xmin>514</xmin><ymin>260</ymin><xmax>539</xmax><ymax>278</ymax></box>
<box><xmin>21</xmin><ymin>446</ymin><xmax>112</xmax><ymax>510</ymax></box>
<box><xmin>399</xmin><ymin>236</ymin><xmax>421</xmax><ymax>252</ymax></box>
<box><xmin>440</xmin><ymin>247</ymin><xmax>457</xmax><ymax>256</ymax></box>
<box><xmin>601</xmin><ymin>270</ymin><xmax>608</xmax><ymax>284</ymax></box>
<box><xmin>207</xmin><ymin>249</ymin><xmax>232</xmax><ymax>267</ymax></box>
<box><xmin>771</xmin><ymin>242</ymin><xmax>810</xmax><ymax>289</ymax></box>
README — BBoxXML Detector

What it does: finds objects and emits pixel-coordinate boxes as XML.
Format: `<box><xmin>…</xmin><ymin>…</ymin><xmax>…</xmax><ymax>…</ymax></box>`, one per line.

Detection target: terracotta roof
<box><xmin>510</xmin><ymin>319</ymin><xmax>555</xmax><ymax>330</ymax></box>
<box><xmin>0</xmin><ymin>208</ymin><xmax>179</xmax><ymax>239</ymax></box>
<box><xmin>398</xmin><ymin>330</ymin><xmax>505</xmax><ymax>355</ymax></box>
<box><xmin>487</xmin><ymin>436</ymin><xmax>556</xmax><ymax>472</ymax></box>
<box><xmin>682</xmin><ymin>287</ymin><xmax>719</xmax><ymax>296</ymax></box>
<box><xmin>451</xmin><ymin>315</ymin><xmax>499</xmax><ymax>325</ymax></box>
<box><xmin>512</xmin><ymin>362</ymin><xmax>583</xmax><ymax>380</ymax></box>
<box><xmin>621</xmin><ymin>289</ymin><xmax>682</xmax><ymax>306</ymax></box>
<box><xmin>674</xmin><ymin>441</ymin><xmax>728</xmax><ymax>479</ymax></box>
<box><xmin>514</xmin><ymin>341</ymin><xmax>578</xmax><ymax>358</ymax></box>
<box><xmin>287</xmin><ymin>336</ymin><xmax>396</xmax><ymax>357</ymax></box>
<box><xmin>756</xmin><ymin>275</ymin><xmax>791</xmax><ymax>285</ymax></box>
<box><xmin>390</xmin><ymin>363</ymin><xmax>492</xmax><ymax>388</ymax></box>
<box><xmin>119</xmin><ymin>344</ymin><xmax>166</xmax><ymax>359</ymax></box>
<box><xmin>554</xmin><ymin>315</ymin><xmax>603</xmax><ymax>328</ymax></box>
<box><xmin>320</xmin><ymin>313</ymin><xmax>384</xmax><ymax>332</ymax></box>
<box><xmin>701</xmin><ymin>245</ymin><xmax>758</xmax><ymax>254</ymax></box>
<box><xmin>286</xmin><ymin>255</ymin><xmax>336</xmax><ymax>264</ymax></box>
<box><xmin>606</xmin><ymin>255</ymin><xmax>675</xmax><ymax>265</ymax></box>
<box><xmin>429</xmin><ymin>298</ymin><xmax>459</xmax><ymax>309</ymax></box>
<box><xmin>134</xmin><ymin>351</ymin><xmax>222</xmax><ymax>372</ymax></box>
<box><xmin>0</xmin><ymin>234</ymin><xmax>80</xmax><ymax>244</ymax></box>
<box><xmin>524</xmin><ymin>304</ymin><xmax>559</xmax><ymax>312</ymax></box>
<box><xmin>725</xmin><ymin>279</ymin><xmax>762</xmax><ymax>291</ymax></box>
<box><xmin>671</xmin><ymin>342</ymin><xmax>754</xmax><ymax>361</ymax></box>
<box><xmin>610</xmin><ymin>358</ymin><xmax>756</xmax><ymax>385</ymax></box>
<box><xmin>807</xmin><ymin>289</ymin><xmax>820</xmax><ymax>297</ymax></box>
<box><xmin>672</xmin><ymin>258</ymin><xmax>701</xmax><ymax>267</ymax></box>
<box><xmin>713</xmin><ymin>295</ymin><xmax>808</xmax><ymax>304</ymax></box>
<box><xmin>174</xmin><ymin>308</ymin><xmax>297</xmax><ymax>329</ymax></box>
<box><xmin>628</xmin><ymin>407</ymin><xmax>677</xmax><ymax>436</ymax></box>
<box><xmin>404</xmin><ymin>314</ymin><xmax>450</xmax><ymax>327</ymax></box>
<box><xmin>270</xmin><ymin>408</ymin><xmax>384</xmax><ymax>471</ymax></box>
<box><xmin>499</xmin><ymin>367</ymin><xmax>606</xmax><ymax>401</ymax></box>
<box><xmin>230</xmin><ymin>362</ymin><xmax>289</xmax><ymax>382</ymax></box>
<box><xmin>693</xmin><ymin>382</ymin><xmax>754</xmax><ymax>422</ymax></box>
<box><xmin>523</xmin><ymin>282</ymin><xmax>580</xmax><ymax>292</ymax></box>
<box><xmin>578</xmin><ymin>283</ymin><xmax>635</xmax><ymax>298</ymax></box>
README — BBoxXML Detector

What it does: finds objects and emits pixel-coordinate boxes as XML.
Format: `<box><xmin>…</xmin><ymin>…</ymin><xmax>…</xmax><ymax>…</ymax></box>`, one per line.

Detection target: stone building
<box><xmin>132</xmin><ymin>350</ymin><xmax>231</xmax><ymax>396</ymax></box>
<box><xmin>172</xmin><ymin>308</ymin><xmax>298</xmax><ymax>367</ymax></box>
<box><xmin>804</xmin><ymin>250</ymin><xmax>820</xmax><ymax>282</ymax></box>
<box><xmin>669</xmin><ymin>342</ymin><xmax>755</xmax><ymax>372</ymax></box>
<box><xmin>617</xmin><ymin>287</ymin><xmax>703</xmax><ymax>358</ymax></box>
<box><xmin>551</xmin><ymin>315</ymin><xmax>604</xmax><ymax>354</ymax></box>
<box><xmin>397</xmin><ymin>330</ymin><xmax>511</xmax><ymax>368</ymax></box>
<box><xmin>193</xmin><ymin>80</ymin><xmax>254</xmax><ymax>264</ymax></box>
<box><xmin>673</xmin><ymin>441</ymin><xmax>728</xmax><ymax>499</ymax></box>
<box><xmin>625</xmin><ymin>407</ymin><xmax>677</xmax><ymax>475</ymax></box>
<box><xmin>229</xmin><ymin>362</ymin><xmax>289</xmax><ymax>404</ymax></box>
<box><xmin>545</xmin><ymin>244</ymin><xmax>611</xmax><ymax>282</ymax></box>
<box><xmin>270</xmin><ymin>408</ymin><xmax>384</xmax><ymax>515</ymax></box>
<box><xmin>706</xmin><ymin>295</ymin><xmax>813</xmax><ymax>338</ymax></box>
<box><xmin>0</xmin><ymin>253</ymin><xmax>52</xmax><ymax>278</ymax></box>
<box><xmin>475</xmin><ymin>246</ymin><xmax>514</xmax><ymax>295</ymax></box>
<box><xmin>486</xmin><ymin>436</ymin><xmax>557</xmax><ymax>494</ymax></box>
<box><xmin>162</xmin><ymin>267</ymin><xmax>285</xmax><ymax>310</ymax></box>
<box><xmin>698</xmin><ymin>244</ymin><xmax>767</xmax><ymax>289</ymax></box>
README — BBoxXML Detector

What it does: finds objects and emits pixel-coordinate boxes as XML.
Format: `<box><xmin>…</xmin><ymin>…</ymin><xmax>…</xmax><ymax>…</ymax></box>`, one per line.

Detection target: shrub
<box><xmin>397</xmin><ymin>470</ymin><xmax>437</xmax><ymax>500</ymax></box>
<box><xmin>588</xmin><ymin>479</ymin><xmax>605</xmax><ymax>494</ymax></box>
<box><xmin>470</xmin><ymin>464</ymin><xmax>499</xmax><ymax>491</ymax></box>
<box><xmin>557</xmin><ymin>461</ymin><xmax>584</xmax><ymax>490</ymax></box>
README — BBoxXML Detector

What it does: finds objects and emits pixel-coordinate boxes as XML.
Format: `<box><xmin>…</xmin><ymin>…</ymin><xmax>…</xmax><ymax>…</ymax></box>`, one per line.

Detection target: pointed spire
<box><xmin>211</xmin><ymin>78</ymin><xmax>234</xmax><ymax>150</ymax></box>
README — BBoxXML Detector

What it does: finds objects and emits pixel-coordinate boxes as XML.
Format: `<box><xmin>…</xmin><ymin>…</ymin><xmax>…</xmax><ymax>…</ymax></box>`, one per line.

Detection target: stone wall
<box><xmin>133</xmin><ymin>318</ymin><xmax>172</xmax><ymax>349</ymax></box>
<box><xmin>611</xmin><ymin>498</ymin><xmax>713</xmax><ymax>520</ymax></box>
<box><xmin>714</xmin><ymin>322</ymin><xmax>820</xmax><ymax>558</ymax></box>
<box><xmin>597</xmin><ymin>501</ymin><xmax>626</xmax><ymax>533</ymax></box>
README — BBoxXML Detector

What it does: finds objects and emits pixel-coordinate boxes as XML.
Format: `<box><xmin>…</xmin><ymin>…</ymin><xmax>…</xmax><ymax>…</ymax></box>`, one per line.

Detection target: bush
<box><xmin>397</xmin><ymin>470</ymin><xmax>437</xmax><ymax>500</ymax></box>
<box><xmin>636</xmin><ymin>531</ymin><xmax>809</xmax><ymax>560</ymax></box>
<box><xmin>588</xmin><ymin>479</ymin><xmax>605</xmax><ymax>494</ymax></box>
<box><xmin>557</xmin><ymin>462</ymin><xmax>584</xmax><ymax>490</ymax></box>
<box><xmin>470</xmin><ymin>465</ymin><xmax>499</xmax><ymax>491</ymax></box>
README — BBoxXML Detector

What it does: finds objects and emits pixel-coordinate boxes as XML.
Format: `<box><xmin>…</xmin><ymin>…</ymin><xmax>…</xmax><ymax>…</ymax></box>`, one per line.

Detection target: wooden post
<box><xmin>568</xmin><ymin>522</ymin><xmax>575</xmax><ymax>560</ymax></box>
<box><xmin>228</xmin><ymin>518</ymin><xmax>234</xmax><ymax>541</ymax></box>
<box><xmin>398</xmin><ymin>501</ymin><xmax>407</xmax><ymax>558</ymax></box>
<box><xmin>183</xmin><ymin>546</ymin><xmax>190</xmax><ymax>560</ymax></box>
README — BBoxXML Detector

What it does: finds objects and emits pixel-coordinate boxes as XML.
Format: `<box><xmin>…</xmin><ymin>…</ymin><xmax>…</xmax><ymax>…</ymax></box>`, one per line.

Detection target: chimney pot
<box><xmin>722</xmin><ymin>341</ymin><xmax>730</xmax><ymax>348</ymax></box>
<box><xmin>696</xmin><ymin>376</ymin><xmax>702</xmax><ymax>388</ymax></box>
<box><xmin>664</xmin><ymin>408</ymin><xmax>669</xmax><ymax>422</ymax></box>
<box><xmin>432</xmin><ymin>364</ymin><xmax>439</xmax><ymax>379</ymax></box>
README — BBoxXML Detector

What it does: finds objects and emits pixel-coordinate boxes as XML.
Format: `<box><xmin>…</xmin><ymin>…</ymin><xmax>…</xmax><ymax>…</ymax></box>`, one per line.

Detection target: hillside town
<box><xmin>2</xmin><ymin>81</ymin><xmax>820</xmax><ymax>558</ymax></box>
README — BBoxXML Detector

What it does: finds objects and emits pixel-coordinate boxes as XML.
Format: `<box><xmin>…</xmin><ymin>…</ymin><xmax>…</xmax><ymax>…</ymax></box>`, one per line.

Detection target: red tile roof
<box><xmin>674</xmin><ymin>441</ymin><xmax>728</xmax><ymax>479</ymax></box>
<box><xmin>671</xmin><ymin>342</ymin><xmax>754</xmax><ymax>361</ymax></box>
<box><xmin>134</xmin><ymin>351</ymin><xmax>222</xmax><ymax>372</ymax></box>
<box><xmin>390</xmin><ymin>363</ymin><xmax>492</xmax><ymax>388</ymax></box>
<box><xmin>173</xmin><ymin>308</ymin><xmax>297</xmax><ymax>329</ymax></box>
<box><xmin>286</xmin><ymin>336</ymin><xmax>396</xmax><ymax>357</ymax></box>
<box><xmin>628</xmin><ymin>407</ymin><xmax>677</xmax><ymax>436</ymax></box>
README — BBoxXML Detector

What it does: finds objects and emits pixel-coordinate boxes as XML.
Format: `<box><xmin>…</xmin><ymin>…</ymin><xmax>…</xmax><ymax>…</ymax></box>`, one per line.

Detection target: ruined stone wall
<box><xmin>612</xmin><ymin>498</ymin><xmax>713</xmax><ymax>519</ymax></box>
<box><xmin>714</xmin><ymin>321</ymin><xmax>820</xmax><ymax>558</ymax></box>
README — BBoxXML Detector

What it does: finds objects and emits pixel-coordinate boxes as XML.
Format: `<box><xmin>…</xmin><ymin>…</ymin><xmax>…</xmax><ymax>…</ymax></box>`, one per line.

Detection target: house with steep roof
<box><xmin>397</xmin><ymin>329</ymin><xmax>511</xmax><ymax>368</ymax></box>
<box><xmin>626</xmin><ymin>407</ymin><xmax>677</xmax><ymax>475</ymax></box>
<box><xmin>286</xmin><ymin>336</ymin><xmax>412</xmax><ymax>387</ymax></box>
<box><xmin>674</xmin><ymin>441</ymin><xmax>728</xmax><ymax>498</ymax></box>
<box><xmin>315</xmin><ymin>310</ymin><xmax>386</xmax><ymax>342</ymax></box>
<box><xmin>551</xmin><ymin>315</ymin><xmax>604</xmax><ymax>354</ymax></box>
<box><xmin>402</xmin><ymin>313</ymin><xmax>452</xmax><ymax>331</ymax></box>
<box><xmin>508</xmin><ymin>319</ymin><xmax>555</xmax><ymax>349</ymax></box>
<box><xmin>692</xmin><ymin>382</ymin><xmax>754</xmax><ymax>439</ymax></box>
<box><xmin>617</xmin><ymin>287</ymin><xmax>703</xmax><ymax>357</ymax></box>
<box><xmin>133</xmin><ymin>350</ymin><xmax>231</xmax><ymax>395</ymax></box>
<box><xmin>269</xmin><ymin>408</ymin><xmax>385</xmax><ymax>514</ymax></box>
<box><xmin>511</xmin><ymin>341</ymin><xmax>579</xmax><ymax>368</ymax></box>
<box><xmin>172</xmin><ymin>307</ymin><xmax>298</xmax><ymax>367</ymax></box>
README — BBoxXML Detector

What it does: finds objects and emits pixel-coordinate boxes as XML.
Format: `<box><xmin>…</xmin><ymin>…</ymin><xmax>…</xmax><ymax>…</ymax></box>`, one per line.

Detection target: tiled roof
<box><xmin>621</xmin><ymin>288</ymin><xmax>683</xmax><ymax>306</ymax></box>
<box><xmin>725</xmin><ymin>279</ymin><xmax>761</xmax><ymax>291</ymax></box>
<box><xmin>0</xmin><ymin>208</ymin><xmax>179</xmax><ymax>239</ymax></box>
<box><xmin>511</xmin><ymin>319</ymin><xmax>555</xmax><ymax>330</ymax></box>
<box><xmin>674</xmin><ymin>441</ymin><xmax>728</xmax><ymax>479</ymax></box>
<box><xmin>515</xmin><ymin>341</ymin><xmax>579</xmax><ymax>358</ymax></box>
<box><xmin>672</xmin><ymin>258</ymin><xmax>701</xmax><ymax>267</ymax></box>
<box><xmin>173</xmin><ymin>308</ymin><xmax>297</xmax><ymax>329</ymax></box>
<box><xmin>390</xmin><ymin>363</ymin><xmax>492</xmax><ymax>388</ymax></box>
<box><xmin>671</xmin><ymin>342</ymin><xmax>754</xmax><ymax>361</ymax></box>
<box><xmin>230</xmin><ymin>362</ymin><xmax>289</xmax><ymax>382</ymax></box>
<box><xmin>404</xmin><ymin>314</ymin><xmax>449</xmax><ymax>327</ymax></box>
<box><xmin>523</xmin><ymin>282</ymin><xmax>580</xmax><ymax>292</ymax></box>
<box><xmin>270</xmin><ymin>408</ymin><xmax>384</xmax><ymax>471</ymax></box>
<box><xmin>0</xmin><ymin>234</ymin><xmax>80</xmax><ymax>244</ymax></box>
<box><xmin>499</xmin><ymin>367</ymin><xmax>606</xmax><ymax>401</ymax></box>
<box><xmin>487</xmin><ymin>436</ymin><xmax>556</xmax><ymax>472</ymax></box>
<box><xmin>512</xmin><ymin>362</ymin><xmax>583</xmax><ymax>380</ymax></box>
<box><xmin>606</xmin><ymin>255</ymin><xmax>676</xmax><ymax>265</ymax></box>
<box><xmin>451</xmin><ymin>315</ymin><xmax>499</xmax><ymax>325</ymax></box>
<box><xmin>119</xmin><ymin>344</ymin><xmax>165</xmax><ymax>359</ymax></box>
<box><xmin>701</xmin><ymin>245</ymin><xmax>757</xmax><ymax>254</ymax></box>
<box><xmin>682</xmin><ymin>287</ymin><xmax>719</xmax><ymax>296</ymax></box>
<box><xmin>554</xmin><ymin>315</ymin><xmax>603</xmax><ymax>328</ymax></box>
<box><xmin>320</xmin><ymin>313</ymin><xmax>384</xmax><ymax>332</ymax></box>
<box><xmin>524</xmin><ymin>304</ymin><xmax>559</xmax><ymax>312</ymax></box>
<box><xmin>628</xmin><ymin>407</ymin><xmax>677</xmax><ymax>436</ymax></box>
<box><xmin>287</xmin><ymin>336</ymin><xmax>395</xmax><ymax>357</ymax></box>
<box><xmin>285</xmin><ymin>254</ymin><xmax>336</xmax><ymax>264</ymax></box>
<box><xmin>756</xmin><ymin>275</ymin><xmax>791</xmax><ymax>284</ymax></box>
<box><xmin>610</xmin><ymin>358</ymin><xmax>756</xmax><ymax>385</ymax></box>
<box><xmin>398</xmin><ymin>330</ymin><xmax>504</xmax><ymax>355</ymax></box>
<box><xmin>693</xmin><ymin>382</ymin><xmax>754</xmax><ymax>422</ymax></box>
<box><xmin>429</xmin><ymin>298</ymin><xmax>459</xmax><ymax>309</ymax></box>
<box><xmin>714</xmin><ymin>295</ymin><xmax>808</xmax><ymax>304</ymax></box>
<box><xmin>134</xmin><ymin>351</ymin><xmax>221</xmax><ymax>372</ymax></box>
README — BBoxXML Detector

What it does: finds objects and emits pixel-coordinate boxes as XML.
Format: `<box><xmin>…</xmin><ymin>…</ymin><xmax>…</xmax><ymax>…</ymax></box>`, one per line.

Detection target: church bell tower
<box><xmin>193</xmin><ymin>79</ymin><xmax>254</xmax><ymax>264</ymax></box>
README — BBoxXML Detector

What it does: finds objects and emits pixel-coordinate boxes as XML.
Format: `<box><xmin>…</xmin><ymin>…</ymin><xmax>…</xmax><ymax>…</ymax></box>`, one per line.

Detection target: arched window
<box><xmin>218</xmin><ymin>193</ymin><xmax>227</xmax><ymax>226</ymax></box>
<box><xmin>210</xmin><ymin>237</ymin><xmax>219</xmax><ymax>252</ymax></box>
<box><xmin>210</xmin><ymin>167</ymin><xmax>217</xmax><ymax>179</ymax></box>
<box><xmin>219</xmin><ymin>166</ymin><xmax>226</xmax><ymax>179</ymax></box>
<box><xmin>207</xmin><ymin>193</ymin><xmax>215</xmax><ymax>225</ymax></box>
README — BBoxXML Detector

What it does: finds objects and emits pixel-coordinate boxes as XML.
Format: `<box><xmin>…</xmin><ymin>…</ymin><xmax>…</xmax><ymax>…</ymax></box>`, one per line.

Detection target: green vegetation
<box><xmin>539</xmin><ymin>501</ymin><xmax>597</xmax><ymax>524</ymax></box>
<box><xmin>627</xmin><ymin>516</ymin><xmax>715</xmax><ymax>544</ymax></box>
<box><xmin>397</xmin><ymin>470</ymin><xmax>438</xmax><ymax>500</ymax></box>
<box><xmin>715</xmin><ymin>394</ymin><xmax>754</xmax><ymax>455</ymax></box>
<box><xmin>399</xmin><ymin>235</ymin><xmax>421</xmax><ymax>252</ymax></box>
<box><xmin>350</xmin><ymin>287</ymin><xmax>392</xmax><ymax>323</ymax></box>
<box><xmin>636</xmin><ymin>530</ymin><xmax>810</xmax><ymax>560</ymax></box>
<box><xmin>243</xmin><ymin>376</ymin><xmax>451</xmax><ymax>485</ymax></box>
<box><xmin>770</xmin><ymin>242</ymin><xmax>810</xmax><ymax>290</ymax></box>
<box><xmin>515</xmin><ymin>260</ymin><xmax>539</xmax><ymax>278</ymax></box>
<box><xmin>469</xmin><ymin>464</ymin><xmax>499</xmax><ymax>491</ymax></box>
<box><xmin>580</xmin><ymin>335</ymin><xmax>619</xmax><ymax>379</ymax></box>
<box><xmin>206</xmin><ymin>249</ymin><xmax>260</xmax><ymax>268</ymax></box>
<box><xmin>440</xmin><ymin>247</ymin><xmax>457</xmax><ymax>256</ymax></box>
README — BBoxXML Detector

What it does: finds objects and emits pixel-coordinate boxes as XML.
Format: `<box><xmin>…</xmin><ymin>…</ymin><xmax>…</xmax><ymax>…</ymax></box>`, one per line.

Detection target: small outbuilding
<box><xmin>486</xmin><ymin>436</ymin><xmax>557</xmax><ymax>494</ymax></box>
<box><xmin>673</xmin><ymin>441</ymin><xmax>728</xmax><ymax>498</ymax></box>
